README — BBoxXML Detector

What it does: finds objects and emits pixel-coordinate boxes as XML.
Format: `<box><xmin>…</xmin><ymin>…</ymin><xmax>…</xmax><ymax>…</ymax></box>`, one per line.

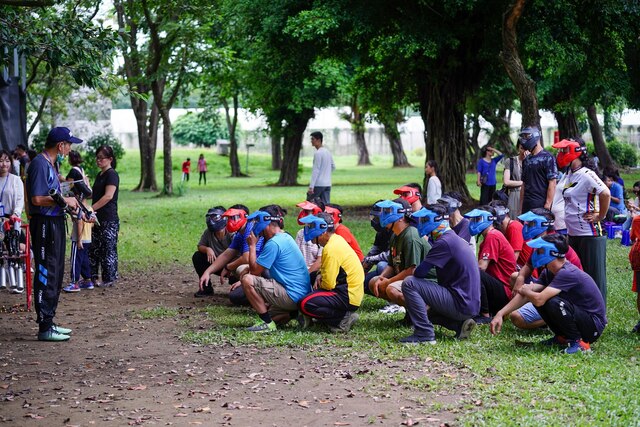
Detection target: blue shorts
<box><xmin>516</xmin><ymin>302</ymin><xmax>542</xmax><ymax>324</ymax></box>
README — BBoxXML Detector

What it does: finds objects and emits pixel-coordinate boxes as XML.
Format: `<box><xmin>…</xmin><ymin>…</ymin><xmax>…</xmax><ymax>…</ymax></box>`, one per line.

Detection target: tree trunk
<box><xmin>161</xmin><ymin>109</ymin><xmax>172</xmax><ymax>195</ymax></box>
<box><xmin>132</xmin><ymin>100</ymin><xmax>159</xmax><ymax>192</ymax></box>
<box><xmin>223</xmin><ymin>96</ymin><xmax>243</xmax><ymax>177</ymax></box>
<box><xmin>277</xmin><ymin>109</ymin><xmax>314</xmax><ymax>186</ymax></box>
<box><xmin>379</xmin><ymin>111</ymin><xmax>411</xmax><ymax>167</ymax></box>
<box><xmin>346</xmin><ymin>96</ymin><xmax>371</xmax><ymax>165</ymax></box>
<box><xmin>501</xmin><ymin>0</ymin><xmax>540</xmax><ymax>133</ymax></box>
<box><xmin>355</xmin><ymin>130</ymin><xmax>371</xmax><ymax>165</ymax></box>
<box><xmin>483</xmin><ymin>108</ymin><xmax>516</xmax><ymax>155</ymax></box>
<box><xmin>587</xmin><ymin>104</ymin><xmax>615</xmax><ymax>170</ymax></box>
<box><xmin>467</xmin><ymin>114</ymin><xmax>482</xmax><ymax>171</ymax></box>
<box><xmin>554</xmin><ymin>110</ymin><xmax>580</xmax><ymax>140</ymax></box>
<box><xmin>270</xmin><ymin>125</ymin><xmax>282</xmax><ymax>170</ymax></box>
<box><xmin>418</xmin><ymin>78</ymin><xmax>471</xmax><ymax>200</ymax></box>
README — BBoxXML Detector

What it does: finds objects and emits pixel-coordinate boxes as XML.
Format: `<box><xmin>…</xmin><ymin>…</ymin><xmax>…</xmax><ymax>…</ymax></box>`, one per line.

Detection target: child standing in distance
<box><xmin>198</xmin><ymin>154</ymin><xmax>207</xmax><ymax>185</ymax></box>
<box><xmin>64</xmin><ymin>151</ymin><xmax>94</xmax><ymax>293</ymax></box>
<box><xmin>64</xmin><ymin>207</ymin><xmax>94</xmax><ymax>292</ymax></box>
<box><xmin>629</xmin><ymin>212</ymin><xmax>640</xmax><ymax>333</ymax></box>
<box><xmin>182</xmin><ymin>158</ymin><xmax>191</xmax><ymax>182</ymax></box>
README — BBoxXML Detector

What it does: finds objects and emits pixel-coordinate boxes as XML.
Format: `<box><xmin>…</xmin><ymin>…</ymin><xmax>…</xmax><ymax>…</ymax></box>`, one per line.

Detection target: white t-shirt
<box><xmin>562</xmin><ymin>167</ymin><xmax>607</xmax><ymax>237</ymax></box>
<box><xmin>310</xmin><ymin>146</ymin><xmax>335</xmax><ymax>188</ymax></box>
<box><xmin>426</xmin><ymin>176</ymin><xmax>442</xmax><ymax>204</ymax></box>
<box><xmin>551</xmin><ymin>173</ymin><xmax>568</xmax><ymax>231</ymax></box>
<box><xmin>0</xmin><ymin>173</ymin><xmax>24</xmax><ymax>217</ymax></box>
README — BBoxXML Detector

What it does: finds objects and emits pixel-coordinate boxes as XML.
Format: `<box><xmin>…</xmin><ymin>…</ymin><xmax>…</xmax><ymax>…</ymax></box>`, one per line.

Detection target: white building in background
<box><xmin>109</xmin><ymin>107</ymin><xmax>640</xmax><ymax>158</ymax></box>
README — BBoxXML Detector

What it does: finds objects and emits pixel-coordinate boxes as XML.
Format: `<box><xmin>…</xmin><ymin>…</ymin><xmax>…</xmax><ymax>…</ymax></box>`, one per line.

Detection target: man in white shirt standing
<box><xmin>307</xmin><ymin>131</ymin><xmax>335</xmax><ymax>204</ymax></box>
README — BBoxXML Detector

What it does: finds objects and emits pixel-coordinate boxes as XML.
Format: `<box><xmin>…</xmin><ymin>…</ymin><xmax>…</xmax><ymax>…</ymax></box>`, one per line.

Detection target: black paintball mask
<box><xmin>206</xmin><ymin>208</ymin><xmax>227</xmax><ymax>232</ymax></box>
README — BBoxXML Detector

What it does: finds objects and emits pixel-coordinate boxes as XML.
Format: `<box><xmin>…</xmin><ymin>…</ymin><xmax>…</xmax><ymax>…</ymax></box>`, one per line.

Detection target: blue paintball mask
<box><xmin>464</xmin><ymin>208</ymin><xmax>497</xmax><ymax>236</ymax></box>
<box><xmin>412</xmin><ymin>207</ymin><xmax>449</xmax><ymax>237</ymax></box>
<box><xmin>518</xmin><ymin>211</ymin><xmax>554</xmax><ymax>241</ymax></box>
<box><xmin>518</xmin><ymin>126</ymin><xmax>541</xmax><ymax>151</ymax></box>
<box><xmin>247</xmin><ymin>210</ymin><xmax>282</xmax><ymax>236</ymax></box>
<box><xmin>206</xmin><ymin>208</ymin><xmax>228</xmax><ymax>232</ymax></box>
<box><xmin>527</xmin><ymin>236</ymin><xmax>565</xmax><ymax>269</ymax></box>
<box><xmin>300</xmin><ymin>214</ymin><xmax>333</xmax><ymax>242</ymax></box>
<box><xmin>376</xmin><ymin>200</ymin><xmax>409</xmax><ymax>228</ymax></box>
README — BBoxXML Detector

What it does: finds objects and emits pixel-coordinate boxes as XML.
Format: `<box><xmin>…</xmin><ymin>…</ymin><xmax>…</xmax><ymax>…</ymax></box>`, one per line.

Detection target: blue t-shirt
<box><xmin>25</xmin><ymin>154</ymin><xmax>63</xmax><ymax>216</ymax></box>
<box><xmin>522</xmin><ymin>149</ymin><xmax>558</xmax><ymax>212</ymax></box>
<box><xmin>610</xmin><ymin>182</ymin><xmax>627</xmax><ymax>213</ymax></box>
<box><xmin>228</xmin><ymin>221</ymin><xmax>264</xmax><ymax>254</ymax></box>
<box><xmin>538</xmin><ymin>262</ymin><xmax>607</xmax><ymax>333</ymax></box>
<box><xmin>414</xmin><ymin>231</ymin><xmax>480</xmax><ymax>316</ymax></box>
<box><xmin>256</xmin><ymin>232</ymin><xmax>311</xmax><ymax>302</ymax></box>
<box><xmin>477</xmin><ymin>154</ymin><xmax>504</xmax><ymax>186</ymax></box>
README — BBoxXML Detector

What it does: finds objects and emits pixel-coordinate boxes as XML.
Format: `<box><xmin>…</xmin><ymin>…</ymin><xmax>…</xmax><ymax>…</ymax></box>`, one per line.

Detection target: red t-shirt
<box><xmin>505</xmin><ymin>220</ymin><xmax>524</xmax><ymax>253</ymax></box>
<box><xmin>479</xmin><ymin>229</ymin><xmax>517</xmax><ymax>298</ymax></box>
<box><xmin>335</xmin><ymin>224</ymin><xmax>364</xmax><ymax>261</ymax></box>
<box><xmin>182</xmin><ymin>160</ymin><xmax>190</xmax><ymax>173</ymax></box>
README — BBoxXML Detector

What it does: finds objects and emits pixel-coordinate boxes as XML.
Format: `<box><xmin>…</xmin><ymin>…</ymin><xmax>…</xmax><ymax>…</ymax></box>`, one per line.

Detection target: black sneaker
<box><xmin>329</xmin><ymin>312</ymin><xmax>359</xmax><ymax>333</ymax></box>
<box><xmin>194</xmin><ymin>288</ymin><xmax>214</xmax><ymax>298</ymax></box>
<box><xmin>473</xmin><ymin>315</ymin><xmax>493</xmax><ymax>325</ymax></box>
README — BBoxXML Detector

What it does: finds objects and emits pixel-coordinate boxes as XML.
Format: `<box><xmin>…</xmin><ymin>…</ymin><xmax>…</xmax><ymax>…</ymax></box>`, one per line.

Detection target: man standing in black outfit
<box><xmin>26</xmin><ymin>127</ymin><xmax>80</xmax><ymax>341</ymax></box>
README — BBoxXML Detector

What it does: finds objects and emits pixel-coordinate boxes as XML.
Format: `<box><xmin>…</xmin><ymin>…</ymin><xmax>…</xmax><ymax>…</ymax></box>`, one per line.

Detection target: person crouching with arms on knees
<box><xmin>298</xmin><ymin>213</ymin><xmax>364</xmax><ymax>333</ymax></box>
<box><xmin>400</xmin><ymin>204</ymin><xmax>479</xmax><ymax>344</ymax></box>
<box><xmin>241</xmin><ymin>205</ymin><xmax>311</xmax><ymax>332</ymax></box>
<box><xmin>368</xmin><ymin>198</ymin><xmax>430</xmax><ymax>308</ymax></box>
<box><xmin>508</xmin><ymin>209</ymin><xmax>583</xmax><ymax>330</ymax></box>
<box><xmin>490</xmin><ymin>234</ymin><xmax>607</xmax><ymax>354</ymax></box>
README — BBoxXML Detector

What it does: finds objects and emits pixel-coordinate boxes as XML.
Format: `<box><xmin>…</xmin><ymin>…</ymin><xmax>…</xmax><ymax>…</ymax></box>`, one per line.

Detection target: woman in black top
<box><xmin>89</xmin><ymin>145</ymin><xmax>120</xmax><ymax>287</ymax></box>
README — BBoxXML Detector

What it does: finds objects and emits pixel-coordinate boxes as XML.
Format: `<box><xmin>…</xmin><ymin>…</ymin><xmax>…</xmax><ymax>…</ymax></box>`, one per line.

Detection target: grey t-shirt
<box><xmin>198</xmin><ymin>229</ymin><xmax>234</xmax><ymax>256</ymax></box>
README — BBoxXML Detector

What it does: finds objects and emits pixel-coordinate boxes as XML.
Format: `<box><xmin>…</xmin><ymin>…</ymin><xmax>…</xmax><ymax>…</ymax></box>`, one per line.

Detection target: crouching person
<box><xmin>400</xmin><ymin>205</ymin><xmax>479</xmax><ymax>344</ymax></box>
<box><xmin>241</xmin><ymin>206</ymin><xmax>311</xmax><ymax>332</ymax></box>
<box><xmin>490</xmin><ymin>234</ymin><xmax>607</xmax><ymax>354</ymax></box>
<box><xmin>298</xmin><ymin>213</ymin><xmax>364</xmax><ymax>333</ymax></box>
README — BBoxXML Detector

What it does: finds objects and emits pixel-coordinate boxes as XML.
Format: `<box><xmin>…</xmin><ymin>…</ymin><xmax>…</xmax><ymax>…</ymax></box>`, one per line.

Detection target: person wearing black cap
<box><xmin>192</xmin><ymin>206</ymin><xmax>234</xmax><ymax>297</ymax></box>
<box><xmin>26</xmin><ymin>127</ymin><xmax>81</xmax><ymax>341</ymax></box>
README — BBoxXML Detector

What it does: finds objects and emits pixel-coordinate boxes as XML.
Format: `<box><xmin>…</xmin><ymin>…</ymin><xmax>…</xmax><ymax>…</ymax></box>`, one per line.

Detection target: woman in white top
<box><xmin>425</xmin><ymin>160</ymin><xmax>442</xmax><ymax>204</ymax></box>
<box><xmin>0</xmin><ymin>149</ymin><xmax>24</xmax><ymax>219</ymax></box>
<box><xmin>552</xmin><ymin>137</ymin><xmax>610</xmax><ymax>304</ymax></box>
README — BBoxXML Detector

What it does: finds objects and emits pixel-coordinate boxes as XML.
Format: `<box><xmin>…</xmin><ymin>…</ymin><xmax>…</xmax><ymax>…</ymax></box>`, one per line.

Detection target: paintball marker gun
<box><xmin>49</xmin><ymin>188</ymin><xmax>100</xmax><ymax>226</ymax></box>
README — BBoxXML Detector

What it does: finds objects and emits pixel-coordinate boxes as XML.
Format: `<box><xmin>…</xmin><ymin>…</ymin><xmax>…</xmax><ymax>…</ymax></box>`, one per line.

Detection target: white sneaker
<box><xmin>378</xmin><ymin>304</ymin><xmax>405</xmax><ymax>314</ymax></box>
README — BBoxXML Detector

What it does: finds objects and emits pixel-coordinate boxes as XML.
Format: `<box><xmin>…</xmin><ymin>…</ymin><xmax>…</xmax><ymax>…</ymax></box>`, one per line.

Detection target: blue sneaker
<box><xmin>79</xmin><ymin>279</ymin><xmax>94</xmax><ymax>290</ymax></box>
<box><xmin>63</xmin><ymin>283</ymin><xmax>80</xmax><ymax>293</ymax></box>
<box><xmin>564</xmin><ymin>340</ymin><xmax>591</xmax><ymax>354</ymax></box>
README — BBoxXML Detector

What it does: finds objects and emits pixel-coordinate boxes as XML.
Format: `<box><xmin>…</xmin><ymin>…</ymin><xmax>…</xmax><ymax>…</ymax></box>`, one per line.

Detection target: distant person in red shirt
<box><xmin>182</xmin><ymin>158</ymin><xmax>191</xmax><ymax>182</ymax></box>
<box><xmin>489</xmin><ymin>200</ymin><xmax>524</xmax><ymax>261</ymax></box>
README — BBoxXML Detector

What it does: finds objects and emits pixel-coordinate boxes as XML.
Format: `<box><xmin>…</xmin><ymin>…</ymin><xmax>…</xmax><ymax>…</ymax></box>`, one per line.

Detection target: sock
<box><xmin>259</xmin><ymin>312</ymin><xmax>272</xmax><ymax>324</ymax></box>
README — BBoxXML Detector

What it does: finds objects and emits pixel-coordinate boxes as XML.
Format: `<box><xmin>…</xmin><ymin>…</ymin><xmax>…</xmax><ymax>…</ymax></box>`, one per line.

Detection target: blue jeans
<box><xmin>402</xmin><ymin>276</ymin><xmax>473</xmax><ymax>339</ymax></box>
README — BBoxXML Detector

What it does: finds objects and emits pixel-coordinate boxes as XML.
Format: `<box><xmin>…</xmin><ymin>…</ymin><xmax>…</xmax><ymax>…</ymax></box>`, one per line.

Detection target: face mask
<box><xmin>370</xmin><ymin>216</ymin><xmax>383</xmax><ymax>232</ymax></box>
<box><xmin>56</xmin><ymin>153</ymin><xmax>65</xmax><ymax>164</ymax></box>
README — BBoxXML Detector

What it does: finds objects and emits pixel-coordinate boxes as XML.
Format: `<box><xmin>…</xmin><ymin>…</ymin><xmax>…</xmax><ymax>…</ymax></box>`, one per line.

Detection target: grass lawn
<box><xmin>112</xmin><ymin>148</ymin><xmax>639</xmax><ymax>425</ymax></box>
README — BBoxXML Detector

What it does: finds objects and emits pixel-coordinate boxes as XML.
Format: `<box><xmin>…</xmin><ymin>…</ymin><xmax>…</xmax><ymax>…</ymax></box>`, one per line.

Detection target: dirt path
<box><xmin>1</xmin><ymin>267</ymin><xmax>463</xmax><ymax>426</ymax></box>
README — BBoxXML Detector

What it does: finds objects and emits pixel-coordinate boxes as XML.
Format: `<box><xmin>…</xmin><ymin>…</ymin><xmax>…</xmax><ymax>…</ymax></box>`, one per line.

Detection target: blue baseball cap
<box><xmin>46</xmin><ymin>127</ymin><xmax>83</xmax><ymax>147</ymax></box>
